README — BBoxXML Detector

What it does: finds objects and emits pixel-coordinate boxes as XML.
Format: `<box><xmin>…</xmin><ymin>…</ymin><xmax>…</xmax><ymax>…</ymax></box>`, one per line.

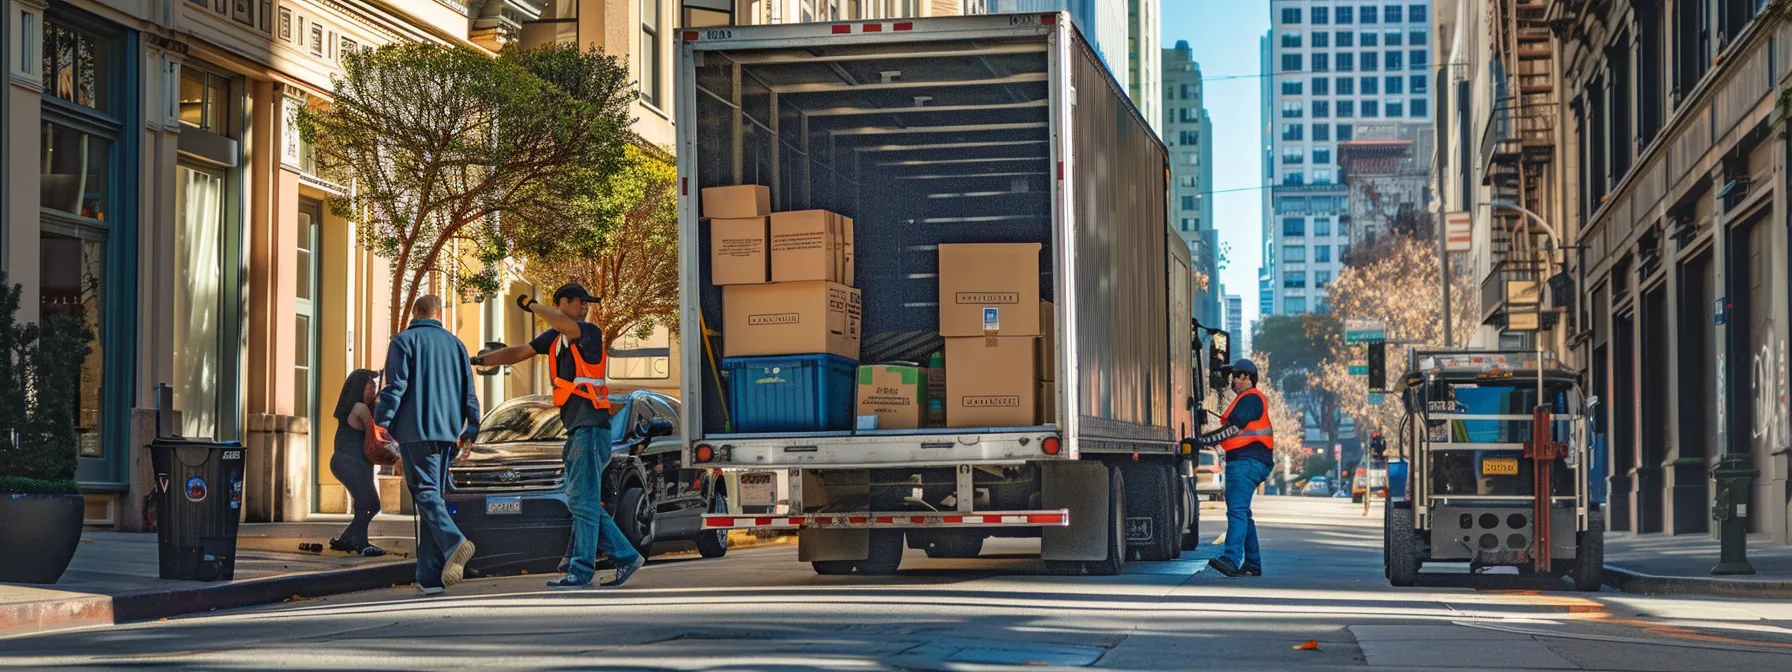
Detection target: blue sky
<box><xmin>1163</xmin><ymin>1</ymin><xmax>1268</xmax><ymax>338</ymax></box>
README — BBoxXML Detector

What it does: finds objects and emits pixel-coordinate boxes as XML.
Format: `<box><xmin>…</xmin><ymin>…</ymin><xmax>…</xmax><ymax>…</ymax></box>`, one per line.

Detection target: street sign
<box><xmin>1349</xmin><ymin>364</ymin><xmax>1369</xmax><ymax>376</ymax></box>
<box><xmin>1368</xmin><ymin>392</ymin><xmax>1385</xmax><ymax>406</ymax></box>
<box><xmin>1345</xmin><ymin>319</ymin><xmax>1386</xmax><ymax>343</ymax></box>
<box><xmin>1445</xmin><ymin>211</ymin><xmax>1472</xmax><ymax>252</ymax></box>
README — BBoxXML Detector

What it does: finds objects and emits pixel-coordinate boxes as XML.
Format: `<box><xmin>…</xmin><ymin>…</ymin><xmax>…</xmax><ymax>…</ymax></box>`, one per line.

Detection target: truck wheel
<box><xmin>1573</xmin><ymin>512</ymin><xmax>1605</xmax><ymax>592</ymax></box>
<box><xmin>1180</xmin><ymin>478</ymin><xmax>1201</xmax><ymax>552</ymax></box>
<box><xmin>1048</xmin><ymin>466</ymin><xmax>1127</xmax><ymax>576</ymax></box>
<box><xmin>1123</xmin><ymin>462</ymin><xmax>1179</xmax><ymax>562</ymax></box>
<box><xmin>811</xmin><ymin>560</ymin><xmax>856</xmax><ymax>575</ymax></box>
<box><xmin>855</xmin><ymin>530</ymin><xmax>905</xmax><ymax>575</ymax></box>
<box><xmin>695</xmin><ymin>495</ymin><xmax>730</xmax><ymax>559</ymax></box>
<box><xmin>1388</xmin><ymin>505</ymin><xmax>1420</xmax><ymax>587</ymax></box>
<box><xmin>617</xmin><ymin>486</ymin><xmax>655</xmax><ymax>556</ymax></box>
<box><xmin>922</xmin><ymin>533</ymin><xmax>984</xmax><ymax>559</ymax></box>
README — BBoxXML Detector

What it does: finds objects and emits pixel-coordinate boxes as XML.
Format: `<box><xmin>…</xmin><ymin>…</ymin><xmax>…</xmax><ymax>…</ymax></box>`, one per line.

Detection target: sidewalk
<box><xmin>1602</xmin><ymin>531</ymin><xmax>1792</xmax><ymax>598</ymax></box>
<box><xmin>0</xmin><ymin>518</ymin><xmax>418</xmax><ymax>638</ymax></box>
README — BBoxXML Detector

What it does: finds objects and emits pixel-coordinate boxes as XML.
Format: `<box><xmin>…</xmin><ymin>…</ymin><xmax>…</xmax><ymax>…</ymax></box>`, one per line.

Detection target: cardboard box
<box><xmin>710</xmin><ymin>217</ymin><xmax>769</xmax><ymax>285</ymax></box>
<box><xmin>842</xmin><ymin>216</ymin><xmax>855</xmax><ymax>283</ymax></box>
<box><xmin>701</xmin><ymin>185</ymin><xmax>770</xmax><ymax>219</ymax></box>
<box><xmin>771</xmin><ymin>210</ymin><xmax>844</xmax><ymax>283</ymax></box>
<box><xmin>938</xmin><ymin>243</ymin><xmax>1042</xmax><ymax>337</ymax></box>
<box><xmin>1038</xmin><ymin>380</ymin><xmax>1057</xmax><ymax>425</ymax></box>
<box><xmin>944</xmin><ymin>336</ymin><xmax>1038</xmax><ymax>428</ymax></box>
<box><xmin>1036</xmin><ymin>300</ymin><xmax>1056</xmax><ymax>380</ymax></box>
<box><xmin>857</xmin><ymin>364</ymin><xmax>926</xmax><ymax>430</ymax></box>
<box><xmin>723</xmin><ymin>281</ymin><xmax>861</xmax><ymax>359</ymax></box>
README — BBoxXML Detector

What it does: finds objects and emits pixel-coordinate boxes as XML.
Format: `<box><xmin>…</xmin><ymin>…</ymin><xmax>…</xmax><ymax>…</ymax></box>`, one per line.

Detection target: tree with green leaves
<box><xmin>298</xmin><ymin>42</ymin><xmax>634</xmax><ymax>335</ymax></box>
<box><xmin>523</xmin><ymin>143</ymin><xmax>679</xmax><ymax>350</ymax></box>
<box><xmin>1252</xmin><ymin>313</ymin><xmax>1343</xmax><ymax>452</ymax></box>
<box><xmin>0</xmin><ymin>276</ymin><xmax>94</xmax><ymax>494</ymax></box>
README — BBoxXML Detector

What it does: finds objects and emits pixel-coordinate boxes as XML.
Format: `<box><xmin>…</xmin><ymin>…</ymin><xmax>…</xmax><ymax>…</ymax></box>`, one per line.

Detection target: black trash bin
<box><xmin>150</xmin><ymin>438</ymin><xmax>246</xmax><ymax>581</ymax></box>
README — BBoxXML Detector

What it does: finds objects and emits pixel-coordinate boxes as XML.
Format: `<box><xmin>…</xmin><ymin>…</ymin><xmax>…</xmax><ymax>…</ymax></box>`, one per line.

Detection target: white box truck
<box><xmin>677</xmin><ymin>12</ymin><xmax>1227</xmax><ymax>575</ymax></box>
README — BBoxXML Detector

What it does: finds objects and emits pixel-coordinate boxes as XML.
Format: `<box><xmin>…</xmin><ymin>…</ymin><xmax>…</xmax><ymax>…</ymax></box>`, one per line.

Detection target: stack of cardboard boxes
<box><xmin>938</xmin><ymin>243</ymin><xmax>1048</xmax><ymax>428</ymax></box>
<box><xmin>704</xmin><ymin>185</ymin><xmax>861</xmax><ymax>432</ymax></box>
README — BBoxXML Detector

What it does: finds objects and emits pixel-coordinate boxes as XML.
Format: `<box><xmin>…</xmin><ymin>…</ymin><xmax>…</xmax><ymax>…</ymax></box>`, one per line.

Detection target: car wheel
<box><xmin>696</xmin><ymin>495</ymin><xmax>730</xmax><ymax>559</ymax></box>
<box><xmin>618</xmin><ymin>486</ymin><xmax>654</xmax><ymax>556</ymax></box>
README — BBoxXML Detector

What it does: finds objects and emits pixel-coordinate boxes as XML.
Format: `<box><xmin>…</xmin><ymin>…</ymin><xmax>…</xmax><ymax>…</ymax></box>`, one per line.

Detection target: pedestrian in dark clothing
<box><xmin>375</xmin><ymin>295</ymin><xmax>482</xmax><ymax>595</ymax></box>
<box><xmin>472</xmin><ymin>283</ymin><xmax>645</xmax><ymax>589</ymax></box>
<box><xmin>1199</xmin><ymin>359</ymin><xmax>1275</xmax><ymax>578</ymax></box>
<box><xmin>329</xmin><ymin>368</ymin><xmax>392</xmax><ymax>557</ymax></box>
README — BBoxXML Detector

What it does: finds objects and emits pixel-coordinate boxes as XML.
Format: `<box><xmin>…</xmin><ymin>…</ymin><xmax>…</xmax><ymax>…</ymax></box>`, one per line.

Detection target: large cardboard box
<box><xmin>701</xmin><ymin>185</ymin><xmax>770</xmax><ymax>219</ymax></box>
<box><xmin>841</xmin><ymin>216</ymin><xmax>855</xmax><ymax>283</ymax></box>
<box><xmin>710</xmin><ymin>217</ymin><xmax>769</xmax><ymax>285</ymax></box>
<box><xmin>944</xmin><ymin>336</ymin><xmax>1038</xmax><ymax>428</ymax></box>
<box><xmin>1038</xmin><ymin>380</ymin><xmax>1057</xmax><ymax>425</ymax></box>
<box><xmin>771</xmin><ymin>210</ymin><xmax>845</xmax><ymax>284</ymax></box>
<box><xmin>938</xmin><ymin>243</ymin><xmax>1042</xmax><ymax>337</ymax></box>
<box><xmin>856</xmin><ymin>364</ymin><xmax>926</xmax><ymax>430</ymax></box>
<box><xmin>1036</xmin><ymin>300</ymin><xmax>1056</xmax><ymax>380</ymax></box>
<box><xmin>723</xmin><ymin>281</ymin><xmax>861</xmax><ymax>359</ymax></box>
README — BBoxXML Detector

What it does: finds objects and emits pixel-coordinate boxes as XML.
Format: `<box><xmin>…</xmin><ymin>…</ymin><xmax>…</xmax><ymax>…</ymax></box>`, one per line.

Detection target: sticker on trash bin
<box><xmin>229</xmin><ymin>473</ymin><xmax>243</xmax><ymax>509</ymax></box>
<box><xmin>185</xmin><ymin>476</ymin><xmax>208</xmax><ymax>502</ymax></box>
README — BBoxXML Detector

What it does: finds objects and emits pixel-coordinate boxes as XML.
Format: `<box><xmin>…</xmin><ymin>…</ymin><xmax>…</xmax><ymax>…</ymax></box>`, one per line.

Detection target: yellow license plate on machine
<box><xmin>1482</xmin><ymin>459</ymin><xmax>1519</xmax><ymax>476</ymax></box>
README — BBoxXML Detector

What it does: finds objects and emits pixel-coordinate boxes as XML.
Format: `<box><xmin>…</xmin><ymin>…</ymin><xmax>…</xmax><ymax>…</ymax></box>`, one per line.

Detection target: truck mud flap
<box><xmin>799</xmin><ymin>529</ymin><xmax>871</xmax><ymax>563</ymax></box>
<box><xmin>1039</xmin><ymin>460</ymin><xmax>1111</xmax><ymax>562</ymax></box>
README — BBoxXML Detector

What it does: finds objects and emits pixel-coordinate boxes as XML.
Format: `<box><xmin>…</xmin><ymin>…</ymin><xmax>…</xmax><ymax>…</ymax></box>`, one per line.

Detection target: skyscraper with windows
<box><xmin>1164</xmin><ymin>40</ymin><xmax>1220</xmax><ymax>329</ymax></box>
<box><xmin>988</xmin><ymin>0</ymin><xmax>1149</xmax><ymax>127</ymax></box>
<box><xmin>1260</xmin><ymin>1</ymin><xmax>1435</xmax><ymax>315</ymax></box>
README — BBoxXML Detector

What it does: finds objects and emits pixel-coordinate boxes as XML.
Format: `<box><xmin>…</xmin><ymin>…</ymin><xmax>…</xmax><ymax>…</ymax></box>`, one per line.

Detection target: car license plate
<box><xmin>486</xmin><ymin>495</ymin><xmax>522</xmax><ymax>515</ymax></box>
<box><xmin>1482</xmin><ymin>459</ymin><xmax>1519</xmax><ymax>476</ymax></box>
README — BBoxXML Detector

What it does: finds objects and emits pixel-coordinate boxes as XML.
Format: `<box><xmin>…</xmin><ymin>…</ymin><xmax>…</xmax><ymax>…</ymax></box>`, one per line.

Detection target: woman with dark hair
<box><xmin>329</xmin><ymin>368</ymin><xmax>394</xmax><ymax>556</ymax></box>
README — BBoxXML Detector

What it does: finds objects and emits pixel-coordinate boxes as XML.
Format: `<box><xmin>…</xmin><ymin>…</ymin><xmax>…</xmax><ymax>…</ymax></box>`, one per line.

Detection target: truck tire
<box><xmin>1180</xmin><ymin>476</ymin><xmax>1201</xmax><ymax>552</ymax></box>
<box><xmin>921</xmin><ymin>532</ymin><xmax>985</xmax><ymax>559</ymax></box>
<box><xmin>1123</xmin><ymin>461</ymin><xmax>1179</xmax><ymax>562</ymax></box>
<box><xmin>811</xmin><ymin>560</ymin><xmax>856</xmax><ymax>575</ymax></box>
<box><xmin>1387</xmin><ymin>505</ymin><xmax>1420</xmax><ymax>587</ymax></box>
<box><xmin>617</xmin><ymin>486</ymin><xmax>654</xmax><ymax>556</ymax></box>
<box><xmin>855</xmin><ymin>530</ymin><xmax>905</xmax><ymax>575</ymax></box>
<box><xmin>1046</xmin><ymin>466</ymin><xmax>1126</xmax><ymax>576</ymax></box>
<box><xmin>695</xmin><ymin>495</ymin><xmax>730</xmax><ymax>559</ymax></box>
<box><xmin>1573</xmin><ymin>512</ymin><xmax>1605</xmax><ymax>592</ymax></box>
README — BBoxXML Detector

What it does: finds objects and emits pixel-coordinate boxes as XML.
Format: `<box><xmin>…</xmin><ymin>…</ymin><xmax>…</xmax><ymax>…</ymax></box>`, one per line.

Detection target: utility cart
<box><xmin>1385</xmin><ymin>351</ymin><xmax>1605</xmax><ymax>590</ymax></box>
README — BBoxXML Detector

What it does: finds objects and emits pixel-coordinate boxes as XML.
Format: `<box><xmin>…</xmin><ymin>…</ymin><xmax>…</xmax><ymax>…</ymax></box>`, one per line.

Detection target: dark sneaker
<box><xmin>546</xmin><ymin>576</ymin><xmax>594</xmax><ymax>590</ymax></box>
<box><xmin>602</xmin><ymin>555</ymin><xmax>646</xmax><ymax>587</ymax></box>
<box><xmin>360</xmin><ymin>545</ymin><xmax>388</xmax><ymax>558</ymax></box>
<box><xmin>328</xmin><ymin>537</ymin><xmax>357</xmax><ymax>553</ymax></box>
<box><xmin>1241</xmin><ymin>564</ymin><xmax>1263</xmax><ymax>576</ymax></box>
<box><xmin>1207</xmin><ymin>557</ymin><xmax>1245</xmax><ymax>577</ymax></box>
<box><xmin>442</xmin><ymin>540</ymin><xmax>477</xmax><ymax>587</ymax></box>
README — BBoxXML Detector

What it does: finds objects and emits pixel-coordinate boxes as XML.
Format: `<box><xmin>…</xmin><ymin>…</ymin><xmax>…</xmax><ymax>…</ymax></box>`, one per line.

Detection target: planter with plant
<box><xmin>0</xmin><ymin>275</ymin><xmax>95</xmax><ymax>584</ymax></box>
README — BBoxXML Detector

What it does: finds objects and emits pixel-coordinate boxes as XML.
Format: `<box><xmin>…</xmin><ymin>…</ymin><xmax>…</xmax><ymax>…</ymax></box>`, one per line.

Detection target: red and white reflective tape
<box><xmin>702</xmin><ymin>509</ymin><xmax>1070</xmax><ymax>531</ymax></box>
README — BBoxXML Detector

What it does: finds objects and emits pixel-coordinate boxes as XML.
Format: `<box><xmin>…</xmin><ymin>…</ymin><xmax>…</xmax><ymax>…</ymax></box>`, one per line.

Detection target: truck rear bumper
<box><xmin>693</xmin><ymin>429</ymin><xmax>1065</xmax><ymax>468</ymax></box>
<box><xmin>702</xmin><ymin>509</ymin><xmax>1070</xmax><ymax>530</ymax></box>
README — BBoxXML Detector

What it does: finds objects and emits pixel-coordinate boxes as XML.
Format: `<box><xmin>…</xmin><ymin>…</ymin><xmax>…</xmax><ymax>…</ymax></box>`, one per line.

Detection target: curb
<box><xmin>1603</xmin><ymin>564</ymin><xmax>1792</xmax><ymax>599</ymax></box>
<box><xmin>0</xmin><ymin>593</ymin><xmax>113</xmax><ymax>638</ymax></box>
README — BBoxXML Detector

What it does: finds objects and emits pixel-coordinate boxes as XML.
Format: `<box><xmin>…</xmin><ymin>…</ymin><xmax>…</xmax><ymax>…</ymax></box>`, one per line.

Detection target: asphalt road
<box><xmin>5</xmin><ymin>497</ymin><xmax>1792</xmax><ymax>671</ymax></box>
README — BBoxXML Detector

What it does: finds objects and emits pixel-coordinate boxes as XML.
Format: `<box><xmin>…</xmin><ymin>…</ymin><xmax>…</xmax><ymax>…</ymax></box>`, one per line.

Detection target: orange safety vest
<box><xmin>1218</xmin><ymin>388</ymin><xmax>1274</xmax><ymax>452</ymax></box>
<box><xmin>547</xmin><ymin>334</ymin><xmax>612</xmax><ymax>411</ymax></box>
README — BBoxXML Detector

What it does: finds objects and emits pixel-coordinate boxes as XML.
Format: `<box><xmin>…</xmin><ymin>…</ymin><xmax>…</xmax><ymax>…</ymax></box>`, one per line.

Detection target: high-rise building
<box><xmin>1129</xmin><ymin>1</ymin><xmax>1162</xmax><ymax>131</ymax></box>
<box><xmin>988</xmin><ymin>1</ymin><xmax>1138</xmax><ymax>121</ymax></box>
<box><xmin>1226</xmin><ymin>294</ymin><xmax>1244</xmax><ymax>337</ymax></box>
<box><xmin>1262</xmin><ymin>0</ymin><xmax>1436</xmax><ymax>315</ymax></box>
<box><xmin>1163</xmin><ymin>40</ymin><xmax>1219</xmax><ymax>328</ymax></box>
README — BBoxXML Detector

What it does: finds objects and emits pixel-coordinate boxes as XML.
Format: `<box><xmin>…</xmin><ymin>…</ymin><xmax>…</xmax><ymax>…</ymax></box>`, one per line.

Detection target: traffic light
<box><xmin>1370</xmin><ymin>432</ymin><xmax>1387</xmax><ymax>458</ymax></box>
<box><xmin>1366</xmin><ymin>341</ymin><xmax>1386</xmax><ymax>392</ymax></box>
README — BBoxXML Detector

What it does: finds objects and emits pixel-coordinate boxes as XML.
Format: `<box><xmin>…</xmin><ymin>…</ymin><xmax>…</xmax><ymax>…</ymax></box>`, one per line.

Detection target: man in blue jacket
<box><xmin>375</xmin><ymin>295</ymin><xmax>482</xmax><ymax>595</ymax></box>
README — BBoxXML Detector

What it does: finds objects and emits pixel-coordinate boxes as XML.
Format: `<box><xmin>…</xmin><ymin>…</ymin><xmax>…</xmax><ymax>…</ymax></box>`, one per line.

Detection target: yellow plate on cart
<box><xmin>1482</xmin><ymin>459</ymin><xmax>1519</xmax><ymax>476</ymax></box>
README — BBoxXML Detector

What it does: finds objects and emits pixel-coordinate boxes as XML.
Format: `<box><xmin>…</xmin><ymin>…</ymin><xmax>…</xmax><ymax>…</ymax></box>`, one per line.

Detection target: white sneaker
<box><xmin>417</xmin><ymin>585</ymin><xmax>445</xmax><ymax>596</ymax></box>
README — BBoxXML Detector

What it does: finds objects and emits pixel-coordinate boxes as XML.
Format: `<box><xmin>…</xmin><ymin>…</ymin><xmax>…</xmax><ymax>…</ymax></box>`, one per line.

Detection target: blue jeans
<box><xmin>1220</xmin><ymin>458</ymin><xmax>1272</xmax><ymax>568</ymax></box>
<box><xmin>564</xmin><ymin>426</ymin><xmax>643</xmax><ymax>582</ymax></box>
<box><xmin>399</xmin><ymin>442</ymin><xmax>468</xmax><ymax>588</ymax></box>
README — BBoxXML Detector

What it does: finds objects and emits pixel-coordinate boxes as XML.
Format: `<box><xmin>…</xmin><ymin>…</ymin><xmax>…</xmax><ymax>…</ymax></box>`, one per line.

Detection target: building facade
<box><xmin>987</xmin><ymin>0</ymin><xmax>1137</xmax><ymax>120</ymax></box>
<box><xmin>1163</xmin><ymin>39</ymin><xmax>1219</xmax><ymax>329</ymax></box>
<box><xmin>1225</xmin><ymin>292</ymin><xmax>1243</xmax><ymax>336</ymax></box>
<box><xmin>1436</xmin><ymin>0</ymin><xmax>1792</xmax><ymax>544</ymax></box>
<box><xmin>1261</xmin><ymin>0</ymin><xmax>1436</xmax><ymax>316</ymax></box>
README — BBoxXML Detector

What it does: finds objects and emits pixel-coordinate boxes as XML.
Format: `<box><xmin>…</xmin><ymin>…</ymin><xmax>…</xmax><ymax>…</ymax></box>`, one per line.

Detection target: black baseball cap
<box><xmin>552</xmin><ymin>283</ymin><xmax>601</xmax><ymax>303</ymax></box>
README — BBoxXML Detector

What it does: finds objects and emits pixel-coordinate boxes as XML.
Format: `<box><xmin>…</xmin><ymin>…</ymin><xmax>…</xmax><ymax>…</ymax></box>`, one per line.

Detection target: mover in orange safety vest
<box><xmin>469</xmin><ymin>283</ymin><xmax>645</xmax><ymax>589</ymax></box>
<box><xmin>1197</xmin><ymin>358</ymin><xmax>1273</xmax><ymax>578</ymax></box>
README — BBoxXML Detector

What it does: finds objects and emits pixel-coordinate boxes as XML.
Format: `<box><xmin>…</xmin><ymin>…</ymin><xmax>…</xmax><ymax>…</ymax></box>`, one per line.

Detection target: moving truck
<box><xmin>677</xmin><ymin>12</ymin><xmax>1225</xmax><ymax>575</ymax></box>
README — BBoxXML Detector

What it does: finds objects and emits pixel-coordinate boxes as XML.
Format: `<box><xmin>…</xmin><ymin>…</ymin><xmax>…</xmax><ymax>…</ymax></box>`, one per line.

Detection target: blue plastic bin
<box><xmin>722</xmin><ymin>354</ymin><xmax>858</xmax><ymax>432</ymax></box>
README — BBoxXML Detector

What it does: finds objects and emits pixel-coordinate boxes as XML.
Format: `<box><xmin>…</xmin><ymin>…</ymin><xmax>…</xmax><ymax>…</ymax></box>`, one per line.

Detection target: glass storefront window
<box><xmin>42</xmin><ymin>22</ymin><xmax>109</xmax><ymax>111</ymax></box>
<box><xmin>41</xmin><ymin>234</ymin><xmax>106</xmax><ymax>457</ymax></box>
<box><xmin>174</xmin><ymin>165</ymin><xmax>225</xmax><ymax>439</ymax></box>
<box><xmin>40</xmin><ymin>122</ymin><xmax>111</xmax><ymax>221</ymax></box>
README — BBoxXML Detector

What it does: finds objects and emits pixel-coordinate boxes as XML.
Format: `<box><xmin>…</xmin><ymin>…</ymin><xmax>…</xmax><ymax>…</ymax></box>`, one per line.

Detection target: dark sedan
<box><xmin>446</xmin><ymin>391</ymin><xmax>728</xmax><ymax>577</ymax></box>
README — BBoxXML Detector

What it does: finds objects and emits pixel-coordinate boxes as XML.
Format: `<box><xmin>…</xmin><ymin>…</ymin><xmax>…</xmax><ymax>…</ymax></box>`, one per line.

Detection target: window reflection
<box><xmin>42</xmin><ymin>22</ymin><xmax>108</xmax><ymax>111</ymax></box>
<box><xmin>41</xmin><ymin>234</ymin><xmax>105</xmax><ymax>457</ymax></box>
<box><xmin>40</xmin><ymin>122</ymin><xmax>110</xmax><ymax>221</ymax></box>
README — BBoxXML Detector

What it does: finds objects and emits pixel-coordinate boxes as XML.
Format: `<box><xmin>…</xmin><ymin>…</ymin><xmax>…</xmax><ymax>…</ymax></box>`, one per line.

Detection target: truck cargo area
<box><xmin>687</xmin><ymin>33</ymin><xmax>1057</xmax><ymax>436</ymax></box>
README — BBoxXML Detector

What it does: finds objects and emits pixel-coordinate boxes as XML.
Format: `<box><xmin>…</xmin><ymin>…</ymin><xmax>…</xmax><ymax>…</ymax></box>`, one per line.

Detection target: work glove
<box><xmin>516</xmin><ymin>294</ymin><xmax>537</xmax><ymax>313</ymax></box>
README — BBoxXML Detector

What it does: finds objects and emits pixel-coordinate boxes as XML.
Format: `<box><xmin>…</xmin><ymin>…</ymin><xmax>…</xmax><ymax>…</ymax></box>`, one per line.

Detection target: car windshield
<box><xmin>1197</xmin><ymin>451</ymin><xmax>1217</xmax><ymax>466</ymax></box>
<box><xmin>475</xmin><ymin>395</ymin><xmax>633</xmax><ymax>444</ymax></box>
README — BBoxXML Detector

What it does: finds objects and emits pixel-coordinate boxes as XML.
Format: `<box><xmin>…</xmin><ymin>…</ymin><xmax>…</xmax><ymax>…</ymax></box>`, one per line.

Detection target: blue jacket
<box><xmin>374</xmin><ymin>319</ymin><xmax>481</xmax><ymax>444</ymax></box>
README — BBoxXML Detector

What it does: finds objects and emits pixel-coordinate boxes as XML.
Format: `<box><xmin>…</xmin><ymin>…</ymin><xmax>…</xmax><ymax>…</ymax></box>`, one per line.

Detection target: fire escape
<box><xmin>1479</xmin><ymin>0</ymin><xmax>1560</xmax><ymax>330</ymax></box>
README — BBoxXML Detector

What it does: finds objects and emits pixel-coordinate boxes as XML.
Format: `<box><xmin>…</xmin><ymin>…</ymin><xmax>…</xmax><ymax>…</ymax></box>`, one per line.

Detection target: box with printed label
<box><xmin>723</xmin><ymin>281</ymin><xmax>861</xmax><ymax>359</ymax></box>
<box><xmin>710</xmin><ymin>217</ymin><xmax>769</xmax><ymax>285</ymax></box>
<box><xmin>771</xmin><ymin>210</ymin><xmax>845</xmax><ymax>284</ymax></box>
<box><xmin>937</xmin><ymin>243</ymin><xmax>1041</xmax><ymax>337</ymax></box>
<box><xmin>841</xmin><ymin>216</ymin><xmax>855</xmax><ymax>283</ymax></box>
<box><xmin>856</xmin><ymin>364</ymin><xmax>927</xmax><ymax>430</ymax></box>
<box><xmin>701</xmin><ymin>185</ymin><xmax>770</xmax><ymax>219</ymax></box>
<box><xmin>943</xmin><ymin>336</ymin><xmax>1038</xmax><ymax>428</ymax></box>
<box><xmin>1036</xmin><ymin>300</ymin><xmax>1056</xmax><ymax>380</ymax></box>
